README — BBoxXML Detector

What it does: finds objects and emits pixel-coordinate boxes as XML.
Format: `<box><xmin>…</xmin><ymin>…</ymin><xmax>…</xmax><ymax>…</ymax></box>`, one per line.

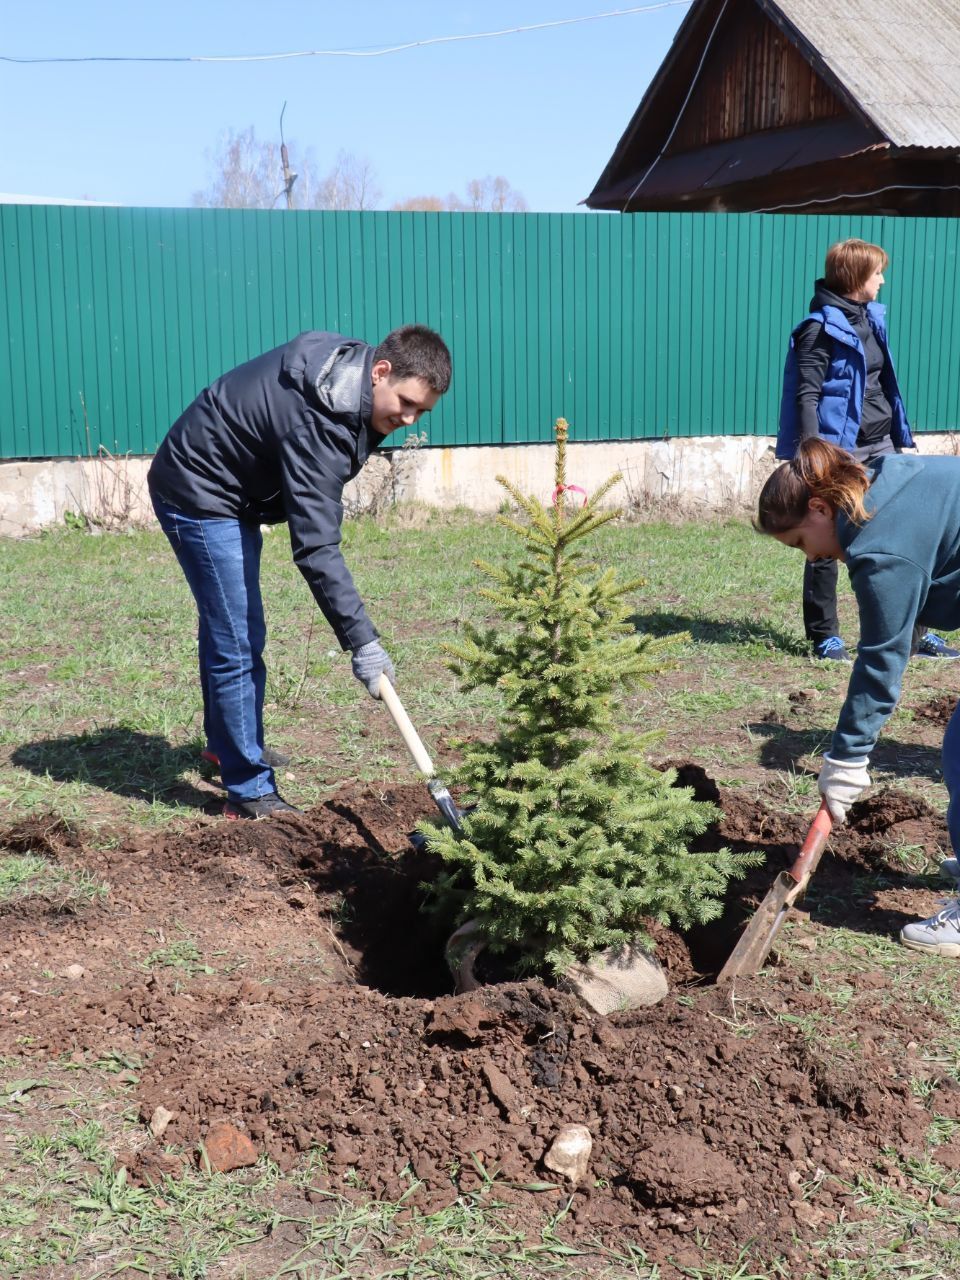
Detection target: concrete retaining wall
<box><xmin>3</xmin><ymin>434</ymin><xmax>959</xmax><ymax>537</ymax></box>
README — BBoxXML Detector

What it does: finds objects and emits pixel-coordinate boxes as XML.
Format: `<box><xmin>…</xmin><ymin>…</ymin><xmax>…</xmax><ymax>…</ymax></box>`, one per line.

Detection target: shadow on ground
<box><xmin>747</xmin><ymin>720</ymin><xmax>943</xmax><ymax>781</ymax></box>
<box><xmin>807</xmin><ymin>875</ymin><xmax>932</xmax><ymax>942</ymax></box>
<box><xmin>11</xmin><ymin>727</ymin><xmax>215</xmax><ymax>809</ymax></box>
<box><xmin>629</xmin><ymin>609</ymin><xmax>808</xmax><ymax>655</ymax></box>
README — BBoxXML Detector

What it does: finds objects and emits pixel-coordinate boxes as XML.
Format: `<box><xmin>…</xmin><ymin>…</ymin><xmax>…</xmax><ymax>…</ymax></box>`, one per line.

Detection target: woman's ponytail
<box><xmin>756</xmin><ymin>438</ymin><xmax>872</xmax><ymax>535</ymax></box>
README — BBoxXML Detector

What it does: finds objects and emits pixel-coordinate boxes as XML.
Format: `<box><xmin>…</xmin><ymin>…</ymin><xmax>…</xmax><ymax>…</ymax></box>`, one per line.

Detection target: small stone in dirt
<box><xmin>149</xmin><ymin>1105</ymin><xmax>176</xmax><ymax>1140</ymax></box>
<box><xmin>566</xmin><ymin>944</ymin><xmax>668</xmax><ymax>1014</ymax></box>
<box><xmin>543</xmin><ymin>1124</ymin><xmax>593</xmax><ymax>1186</ymax></box>
<box><xmin>201</xmin><ymin>1121</ymin><xmax>258</xmax><ymax>1173</ymax></box>
<box><xmin>62</xmin><ymin>964</ymin><xmax>85</xmax><ymax>981</ymax></box>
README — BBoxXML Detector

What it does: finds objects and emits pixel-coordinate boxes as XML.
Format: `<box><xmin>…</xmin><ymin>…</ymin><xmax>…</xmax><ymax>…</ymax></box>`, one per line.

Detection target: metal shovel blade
<box><xmin>378</xmin><ymin>675</ymin><xmax>465</xmax><ymax>834</ymax></box>
<box><xmin>428</xmin><ymin>778</ymin><xmax>464</xmax><ymax>833</ymax></box>
<box><xmin>717</xmin><ymin>801</ymin><xmax>833</xmax><ymax>982</ymax></box>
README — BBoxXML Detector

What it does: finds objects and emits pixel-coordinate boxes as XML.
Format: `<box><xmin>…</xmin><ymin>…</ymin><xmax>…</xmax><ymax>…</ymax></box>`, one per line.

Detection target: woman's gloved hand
<box><xmin>351</xmin><ymin>639</ymin><xmax>396</xmax><ymax>699</ymax></box>
<box><xmin>818</xmin><ymin>754</ymin><xmax>870</xmax><ymax>823</ymax></box>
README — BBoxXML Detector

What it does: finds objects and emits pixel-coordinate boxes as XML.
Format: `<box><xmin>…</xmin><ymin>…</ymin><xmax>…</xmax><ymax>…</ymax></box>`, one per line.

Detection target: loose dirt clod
<box><xmin>629</xmin><ymin>1132</ymin><xmax>744</xmax><ymax>1207</ymax></box>
<box><xmin>202</xmin><ymin>1121</ymin><xmax>258</xmax><ymax>1173</ymax></box>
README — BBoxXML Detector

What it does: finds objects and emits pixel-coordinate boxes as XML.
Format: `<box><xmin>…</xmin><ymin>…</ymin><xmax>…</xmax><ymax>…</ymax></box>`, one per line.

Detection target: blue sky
<box><xmin>1</xmin><ymin>1</ymin><xmax>689</xmax><ymax>211</ymax></box>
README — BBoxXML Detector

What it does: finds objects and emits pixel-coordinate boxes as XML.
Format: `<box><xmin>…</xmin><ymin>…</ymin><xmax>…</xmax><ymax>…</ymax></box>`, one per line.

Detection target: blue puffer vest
<box><xmin>776</xmin><ymin>302</ymin><xmax>913</xmax><ymax>459</ymax></box>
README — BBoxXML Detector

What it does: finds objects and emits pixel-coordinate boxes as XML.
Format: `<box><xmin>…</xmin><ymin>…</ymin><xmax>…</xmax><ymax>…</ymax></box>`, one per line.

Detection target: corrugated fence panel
<box><xmin>4</xmin><ymin>205</ymin><xmax>960</xmax><ymax>458</ymax></box>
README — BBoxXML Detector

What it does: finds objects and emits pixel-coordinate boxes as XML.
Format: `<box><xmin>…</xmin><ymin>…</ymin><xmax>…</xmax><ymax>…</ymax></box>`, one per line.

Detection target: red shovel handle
<box><xmin>787</xmin><ymin>801</ymin><xmax>833</xmax><ymax>885</ymax></box>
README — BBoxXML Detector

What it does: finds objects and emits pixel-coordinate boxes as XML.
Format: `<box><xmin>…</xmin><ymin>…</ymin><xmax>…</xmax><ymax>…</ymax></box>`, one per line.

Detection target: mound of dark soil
<box><xmin>915</xmin><ymin>693</ymin><xmax>958</xmax><ymax>727</ymax></box>
<box><xmin>2</xmin><ymin>778</ymin><xmax>957</xmax><ymax>1275</ymax></box>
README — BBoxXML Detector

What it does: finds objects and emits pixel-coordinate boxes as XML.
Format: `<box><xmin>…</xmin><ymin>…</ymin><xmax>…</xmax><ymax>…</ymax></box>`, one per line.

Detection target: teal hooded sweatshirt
<box><xmin>833</xmin><ymin>454</ymin><xmax>960</xmax><ymax>760</ymax></box>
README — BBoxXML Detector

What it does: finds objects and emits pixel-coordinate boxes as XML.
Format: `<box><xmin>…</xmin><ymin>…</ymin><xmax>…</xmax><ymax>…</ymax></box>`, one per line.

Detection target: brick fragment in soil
<box><xmin>0</xmin><ymin>777</ymin><xmax>952</xmax><ymax>1273</ymax></box>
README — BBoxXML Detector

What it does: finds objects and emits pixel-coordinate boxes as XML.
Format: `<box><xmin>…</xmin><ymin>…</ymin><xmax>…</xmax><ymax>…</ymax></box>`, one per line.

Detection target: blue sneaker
<box><xmin>914</xmin><ymin>633</ymin><xmax>960</xmax><ymax>660</ymax></box>
<box><xmin>813</xmin><ymin>636</ymin><xmax>852</xmax><ymax>663</ymax></box>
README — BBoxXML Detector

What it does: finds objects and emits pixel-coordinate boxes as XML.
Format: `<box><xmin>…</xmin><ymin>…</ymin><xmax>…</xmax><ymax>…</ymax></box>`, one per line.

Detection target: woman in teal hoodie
<box><xmin>756</xmin><ymin>438</ymin><xmax>960</xmax><ymax>956</ymax></box>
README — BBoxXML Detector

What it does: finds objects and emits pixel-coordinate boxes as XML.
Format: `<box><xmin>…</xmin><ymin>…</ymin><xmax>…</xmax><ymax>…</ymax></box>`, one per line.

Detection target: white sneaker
<box><xmin>941</xmin><ymin>857</ymin><xmax>960</xmax><ymax>882</ymax></box>
<box><xmin>901</xmin><ymin>901</ymin><xmax>960</xmax><ymax>957</ymax></box>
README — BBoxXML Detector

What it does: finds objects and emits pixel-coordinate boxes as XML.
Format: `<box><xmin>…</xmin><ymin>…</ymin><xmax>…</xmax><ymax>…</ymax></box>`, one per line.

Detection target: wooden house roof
<box><xmin>587</xmin><ymin>0</ymin><xmax>960</xmax><ymax>211</ymax></box>
<box><xmin>776</xmin><ymin>0</ymin><xmax>960</xmax><ymax>148</ymax></box>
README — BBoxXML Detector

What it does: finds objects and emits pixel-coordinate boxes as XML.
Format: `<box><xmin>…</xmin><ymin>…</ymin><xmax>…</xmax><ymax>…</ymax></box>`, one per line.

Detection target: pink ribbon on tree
<box><xmin>551</xmin><ymin>483</ymin><xmax>588</xmax><ymax>508</ymax></box>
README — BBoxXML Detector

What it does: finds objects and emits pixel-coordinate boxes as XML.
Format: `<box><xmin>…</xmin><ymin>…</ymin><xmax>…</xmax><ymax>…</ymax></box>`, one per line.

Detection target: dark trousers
<box><xmin>802</xmin><ymin>557</ymin><xmax>842</xmax><ymax>644</ymax></box>
<box><xmin>943</xmin><ymin>702</ymin><xmax>960</xmax><ymax>856</ymax></box>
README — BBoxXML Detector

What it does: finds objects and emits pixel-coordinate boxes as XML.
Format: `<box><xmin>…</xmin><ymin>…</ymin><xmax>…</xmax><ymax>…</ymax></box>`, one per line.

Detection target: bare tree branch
<box><xmin>309</xmin><ymin>151</ymin><xmax>383</xmax><ymax>211</ymax></box>
<box><xmin>391</xmin><ymin>176</ymin><xmax>528</xmax><ymax>213</ymax></box>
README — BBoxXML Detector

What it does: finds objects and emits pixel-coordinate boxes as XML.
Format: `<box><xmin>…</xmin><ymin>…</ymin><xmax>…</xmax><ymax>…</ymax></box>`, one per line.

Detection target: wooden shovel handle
<box><xmin>378</xmin><ymin>674</ymin><xmax>435</xmax><ymax>778</ymax></box>
<box><xmin>787</xmin><ymin>801</ymin><xmax>833</xmax><ymax>885</ymax></box>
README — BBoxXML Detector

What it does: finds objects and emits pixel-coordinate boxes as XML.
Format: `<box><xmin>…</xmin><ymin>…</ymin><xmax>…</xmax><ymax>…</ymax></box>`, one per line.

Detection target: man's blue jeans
<box><xmin>943</xmin><ymin>702</ymin><xmax>960</xmax><ymax>857</ymax></box>
<box><xmin>152</xmin><ymin>496</ymin><xmax>275</xmax><ymax>803</ymax></box>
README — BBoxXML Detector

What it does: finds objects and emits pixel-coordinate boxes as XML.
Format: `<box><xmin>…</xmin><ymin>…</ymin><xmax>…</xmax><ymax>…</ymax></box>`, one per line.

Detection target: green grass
<box><xmin>5</xmin><ymin>511</ymin><xmax>936</xmax><ymax>826</ymax></box>
<box><xmin>0</xmin><ymin>852</ymin><xmax>105</xmax><ymax>905</ymax></box>
<box><xmin>142</xmin><ymin>930</ymin><xmax>219</xmax><ymax>976</ymax></box>
<box><xmin>0</xmin><ymin>1101</ymin><xmax>281</xmax><ymax>1277</ymax></box>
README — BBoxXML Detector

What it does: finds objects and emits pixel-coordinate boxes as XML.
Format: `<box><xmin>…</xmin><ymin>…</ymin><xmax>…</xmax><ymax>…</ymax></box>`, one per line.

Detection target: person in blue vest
<box><xmin>756</xmin><ymin>438</ymin><xmax>960</xmax><ymax>955</ymax></box>
<box><xmin>148</xmin><ymin>325</ymin><xmax>452</xmax><ymax>820</ymax></box>
<box><xmin>776</xmin><ymin>237</ymin><xmax>958</xmax><ymax>664</ymax></box>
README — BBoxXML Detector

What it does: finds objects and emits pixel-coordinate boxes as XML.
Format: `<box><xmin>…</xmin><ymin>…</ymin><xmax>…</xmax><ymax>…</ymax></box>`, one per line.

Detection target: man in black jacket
<box><xmin>148</xmin><ymin>324</ymin><xmax>451</xmax><ymax>818</ymax></box>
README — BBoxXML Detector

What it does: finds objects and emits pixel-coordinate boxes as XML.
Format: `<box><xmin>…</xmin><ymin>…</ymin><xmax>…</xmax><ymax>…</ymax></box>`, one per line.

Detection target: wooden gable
<box><xmin>668</xmin><ymin>1</ymin><xmax>845</xmax><ymax>152</ymax></box>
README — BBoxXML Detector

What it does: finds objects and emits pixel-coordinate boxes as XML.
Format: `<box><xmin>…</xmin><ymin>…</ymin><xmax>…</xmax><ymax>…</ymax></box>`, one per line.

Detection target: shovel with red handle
<box><xmin>717</xmin><ymin>800</ymin><xmax>833</xmax><ymax>982</ymax></box>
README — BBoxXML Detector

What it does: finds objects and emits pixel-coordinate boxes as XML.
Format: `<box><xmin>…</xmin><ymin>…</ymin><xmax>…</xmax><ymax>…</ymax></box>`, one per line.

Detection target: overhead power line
<box><xmin>1</xmin><ymin>3</ymin><xmax>691</xmax><ymax>64</ymax></box>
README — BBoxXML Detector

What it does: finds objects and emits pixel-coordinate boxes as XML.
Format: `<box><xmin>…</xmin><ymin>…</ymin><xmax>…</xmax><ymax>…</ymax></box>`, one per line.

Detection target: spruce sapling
<box><xmin>424</xmin><ymin>419</ymin><xmax>760</xmax><ymax>978</ymax></box>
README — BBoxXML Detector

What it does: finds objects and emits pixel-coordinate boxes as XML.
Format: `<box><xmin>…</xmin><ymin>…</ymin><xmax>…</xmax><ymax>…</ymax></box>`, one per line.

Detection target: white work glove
<box><xmin>818</xmin><ymin>754</ymin><xmax>870</xmax><ymax>824</ymax></box>
<box><xmin>351</xmin><ymin>639</ymin><xmax>396</xmax><ymax>699</ymax></box>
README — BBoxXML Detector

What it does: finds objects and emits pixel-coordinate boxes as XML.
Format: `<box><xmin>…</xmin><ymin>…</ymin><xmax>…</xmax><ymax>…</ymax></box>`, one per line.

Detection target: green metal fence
<box><xmin>2</xmin><ymin>204</ymin><xmax>959</xmax><ymax>459</ymax></box>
